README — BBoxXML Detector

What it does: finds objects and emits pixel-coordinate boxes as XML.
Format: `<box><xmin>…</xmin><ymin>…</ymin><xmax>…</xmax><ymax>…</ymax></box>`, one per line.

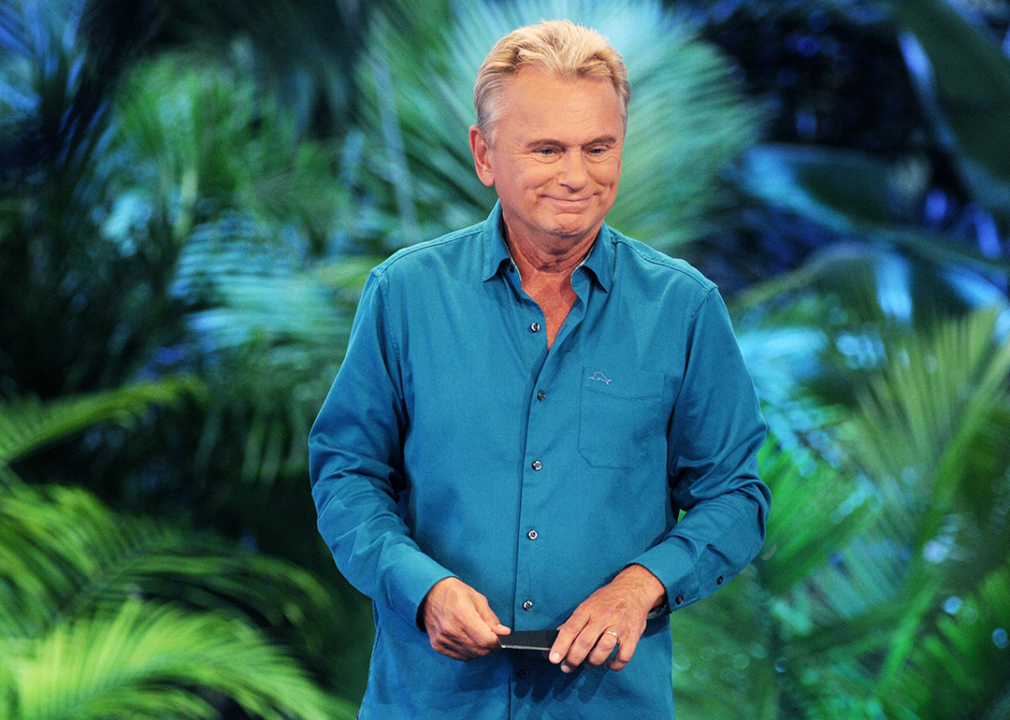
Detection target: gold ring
<box><xmin>604</xmin><ymin>630</ymin><xmax>620</xmax><ymax>642</ymax></box>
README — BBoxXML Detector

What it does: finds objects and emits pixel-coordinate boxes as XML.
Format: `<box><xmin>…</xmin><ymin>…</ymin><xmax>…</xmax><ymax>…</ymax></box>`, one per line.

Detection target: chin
<box><xmin>544</xmin><ymin>223</ymin><xmax>587</xmax><ymax>239</ymax></box>
<box><xmin>553</xmin><ymin>217</ymin><xmax>601</xmax><ymax>237</ymax></box>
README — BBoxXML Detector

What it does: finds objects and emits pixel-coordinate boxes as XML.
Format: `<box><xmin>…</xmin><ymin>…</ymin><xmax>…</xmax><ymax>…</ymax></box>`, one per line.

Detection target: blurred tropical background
<box><xmin>1</xmin><ymin>0</ymin><xmax>1009</xmax><ymax>716</ymax></box>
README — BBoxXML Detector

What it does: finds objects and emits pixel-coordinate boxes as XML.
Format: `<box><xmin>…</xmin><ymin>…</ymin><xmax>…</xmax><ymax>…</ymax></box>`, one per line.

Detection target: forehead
<box><xmin>495</xmin><ymin>69</ymin><xmax>624</xmax><ymax>139</ymax></box>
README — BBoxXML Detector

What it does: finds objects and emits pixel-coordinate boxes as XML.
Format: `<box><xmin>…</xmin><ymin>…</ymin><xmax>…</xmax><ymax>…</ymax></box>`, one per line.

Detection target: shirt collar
<box><xmin>480</xmin><ymin>201</ymin><xmax>613</xmax><ymax>293</ymax></box>
<box><xmin>481</xmin><ymin>202</ymin><xmax>514</xmax><ymax>281</ymax></box>
<box><xmin>580</xmin><ymin>223</ymin><xmax>613</xmax><ymax>293</ymax></box>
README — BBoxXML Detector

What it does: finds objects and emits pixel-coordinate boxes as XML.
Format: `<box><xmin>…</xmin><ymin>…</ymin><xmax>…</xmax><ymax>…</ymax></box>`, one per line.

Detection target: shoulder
<box><xmin>372</xmin><ymin>222</ymin><xmax>484</xmax><ymax>285</ymax></box>
<box><xmin>605</xmin><ymin>225</ymin><xmax>716</xmax><ymax>296</ymax></box>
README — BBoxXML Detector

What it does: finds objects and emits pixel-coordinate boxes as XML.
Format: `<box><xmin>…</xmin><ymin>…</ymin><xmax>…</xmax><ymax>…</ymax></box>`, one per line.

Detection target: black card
<box><xmin>499</xmin><ymin>629</ymin><xmax>559</xmax><ymax>651</ymax></box>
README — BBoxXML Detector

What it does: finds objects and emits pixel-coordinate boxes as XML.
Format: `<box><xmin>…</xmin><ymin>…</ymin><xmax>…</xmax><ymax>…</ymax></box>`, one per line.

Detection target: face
<box><xmin>469</xmin><ymin>69</ymin><xmax>624</xmax><ymax>253</ymax></box>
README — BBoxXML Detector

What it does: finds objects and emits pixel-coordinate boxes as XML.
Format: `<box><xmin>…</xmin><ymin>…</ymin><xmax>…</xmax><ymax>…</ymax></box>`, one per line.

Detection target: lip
<box><xmin>546</xmin><ymin>196</ymin><xmax>593</xmax><ymax>207</ymax></box>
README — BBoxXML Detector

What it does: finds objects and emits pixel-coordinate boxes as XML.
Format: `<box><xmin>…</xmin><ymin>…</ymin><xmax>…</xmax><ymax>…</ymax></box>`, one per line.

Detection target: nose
<box><xmin>558</xmin><ymin>151</ymin><xmax>589</xmax><ymax>191</ymax></box>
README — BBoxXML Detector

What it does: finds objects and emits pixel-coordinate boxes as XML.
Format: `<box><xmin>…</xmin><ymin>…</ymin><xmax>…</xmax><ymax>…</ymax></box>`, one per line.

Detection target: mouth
<box><xmin>546</xmin><ymin>196</ymin><xmax>593</xmax><ymax>208</ymax></box>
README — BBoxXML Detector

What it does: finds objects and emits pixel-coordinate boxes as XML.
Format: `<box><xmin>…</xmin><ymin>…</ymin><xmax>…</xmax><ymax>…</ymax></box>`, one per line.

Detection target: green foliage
<box><xmin>0</xmin><ymin>386</ymin><xmax>356</xmax><ymax>716</ymax></box>
<box><xmin>735</xmin><ymin>0</ymin><xmax>1010</xmax><ymax>285</ymax></box>
<box><xmin>354</xmin><ymin>0</ymin><xmax>761</xmax><ymax>250</ymax></box>
<box><xmin>886</xmin><ymin>0</ymin><xmax>1010</xmax><ymax>218</ymax></box>
<box><xmin>0</xmin><ymin>378</ymin><xmax>204</xmax><ymax>477</ymax></box>
<box><xmin>4</xmin><ymin>0</ymin><xmax>1010</xmax><ymax>716</ymax></box>
<box><xmin>111</xmin><ymin>50</ymin><xmax>349</xmax><ymax>251</ymax></box>
<box><xmin>673</xmin><ymin>295</ymin><xmax>1010</xmax><ymax>719</ymax></box>
<box><xmin>0</xmin><ymin>478</ymin><xmax>340</xmax><ymax>645</ymax></box>
<box><xmin>898</xmin><ymin>562</ymin><xmax>1010</xmax><ymax>720</ymax></box>
<box><xmin>757</xmin><ymin>443</ymin><xmax>874</xmax><ymax>597</ymax></box>
<box><xmin>671</xmin><ymin>565</ymin><xmax>780</xmax><ymax>720</ymax></box>
<box><xmin>737</xmin><ymin>145</ymin><xmax>1010</xmax><ymax>276</ymax></box>
<box><xmin>100</xmin><ymin>49</ymin><xmax>366</xmax><ymax>496</ymax></box>
<box><xmin>2</xmin><ymin>0</ymin><xmax>361</xmax><ymax>497</ymax></box>
<box><xmin>2</xmin><ymin>9</ymin><xmax>371</xmax><ymax>707</ymax></box>
<box><xmin>6</xmin><ymin>599</ymin><xmax>348</xmax><ymax>720</ymax></box>
<box><xmin>170</xmin><ymin>216</ymin><xmax>362</xmax><ymax>491</ymax></box>
<box><xmin>0</xmin><ymin>0</ymin><xmax>186</xmax><ymax>398</ymax></box>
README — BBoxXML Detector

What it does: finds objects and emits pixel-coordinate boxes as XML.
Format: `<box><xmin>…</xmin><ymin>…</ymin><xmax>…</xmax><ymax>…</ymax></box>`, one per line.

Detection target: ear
<box><xmin>469</xmin><ymin>125</ymin><xmax>495</xmax><ymax>188</ymax></box>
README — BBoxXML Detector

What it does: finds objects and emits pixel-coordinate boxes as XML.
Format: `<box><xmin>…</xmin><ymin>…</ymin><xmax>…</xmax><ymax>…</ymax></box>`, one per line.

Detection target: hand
<box><xmin>420</xmin><ymin>577</ymin><xmax>511</xmax><ymax>661</ymax></box>
<box><xmin>548</xmin><ymin>564</ymin><xmax>666</xmax><ymax>673</ymax></box>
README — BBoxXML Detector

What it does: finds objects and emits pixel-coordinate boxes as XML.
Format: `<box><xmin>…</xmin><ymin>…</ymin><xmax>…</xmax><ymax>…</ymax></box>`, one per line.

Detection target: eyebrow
<box><xmin>527</xmin><ymin>135</ymin><xmax>620</xmax><ymax>148</ymax></box>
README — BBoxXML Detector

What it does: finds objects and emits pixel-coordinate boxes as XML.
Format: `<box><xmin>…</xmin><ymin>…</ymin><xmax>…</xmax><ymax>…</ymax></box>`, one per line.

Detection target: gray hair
<box><xmin>474</xmin><ymin>19</ymin><xmax>630</xmax><ymax>144</ymax></box>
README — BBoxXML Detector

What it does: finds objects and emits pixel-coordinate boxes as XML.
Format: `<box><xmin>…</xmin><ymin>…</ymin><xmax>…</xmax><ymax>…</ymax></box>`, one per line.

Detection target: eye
<box><xmin>536</xmin><ymin>147</ymin><xmax>557</xmax><ymax>156</ymax></box>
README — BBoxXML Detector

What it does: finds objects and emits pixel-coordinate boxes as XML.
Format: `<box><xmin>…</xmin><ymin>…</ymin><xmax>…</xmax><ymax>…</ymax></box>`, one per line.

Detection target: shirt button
<box><xmin>531</xmin><ymin>460</ymin><xmax>542</xmax><ymax>471</ymax></box>
<box><xmin>530</xmin><ymin>322</ymin><xmax>541</xmax><ymax>333</ymax></box>
<box><xmin>527</xmin><ymin>529</ymin><xmax>538</xmax><ymax>540</ymax></box>
<box><xmin>536</xmin><ymin>390</ymin><xmax>546</xmax><ymax>401</ymax></box>
<box><xmin>522</xmin><ymin>600</ymin><xmax>533</xmax><ymax>611</ymax></box>
<box><xmin>675</xmin><ymin>593</ymin><xmax>685</xmax><ymax>605</ymax></box>
<box><xmin>716</xmin><ymin>576</ymin><xmax>724</xmax><ymax>585</ymax></box>
<box><xmin>517</xmin><ymin>668</ymin><xmax>529</xmax><ymax>679</ymax></box>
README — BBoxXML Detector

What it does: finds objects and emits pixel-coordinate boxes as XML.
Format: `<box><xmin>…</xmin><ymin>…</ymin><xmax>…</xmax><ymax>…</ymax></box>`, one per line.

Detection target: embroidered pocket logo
<box><xmin>587</xmin><ymin>371</ymin><xmax>612</xmax><ymax>386</ymax></box>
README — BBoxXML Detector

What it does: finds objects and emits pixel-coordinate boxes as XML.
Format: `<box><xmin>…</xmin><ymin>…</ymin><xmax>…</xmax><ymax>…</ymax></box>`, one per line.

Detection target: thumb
<box><xmin>472</xmin><ymin>593</ymin><xmax>510</xmax><ymax>635</ymax></box>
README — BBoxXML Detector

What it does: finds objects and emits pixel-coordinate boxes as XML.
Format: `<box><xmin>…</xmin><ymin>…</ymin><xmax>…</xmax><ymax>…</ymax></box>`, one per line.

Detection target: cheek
<box><xmin>592</xmin><ymin>167</ymin><xmax>621</xmax><ymax>190</ymax></box>
<box><xmin>523</xmin><ymin>165</ymin><xmax>558</xmax><ymax>188</ymax></box>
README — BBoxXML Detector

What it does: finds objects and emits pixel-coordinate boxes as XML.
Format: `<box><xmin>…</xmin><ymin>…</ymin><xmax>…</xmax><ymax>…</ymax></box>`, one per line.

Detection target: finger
<box><xmin>549</xmin><ymin>615</ymin><xmax>588</xmax><ymax>665</ymax></box>
<box><xmin>585</xmin><ymin>630</ymin><xmax>620</xmax><ymax>667</ymax></box>
<box><xmin>434</xmin><ymin>622</ymin><xmax>491</xmax><ymax>661</ymax></box>
<box><xmin>563</xmin><ymin>622</ymin><xmax>609</xmax><ymax>670</ymax></box>
<box><xmin>473</xmin><ymin>594</ymin><xmax>511</xmax><ymax>637</ymax></box>
<box><xmin>606</xmin><ymin>629</ymin><xmax>641</xmax><ymax>672</ymax></box>
<box><xmin>468</xmin><ymin>597</ymin><xmax>509</xmax><ymax>642</ymax></box>
<box><xmin>432</xmin><ymin>632</ymin><xmax>471</xmax><ymax>661</ymax></box>
<box><xmin>456</xmin><ymin>609</ymin><xmax>502</xmax><ymax>654</ymax></box>
<box><xmin>424</xmin><ymin>580</ymin><xmax>504</xmax><ymax>659</ymax></box>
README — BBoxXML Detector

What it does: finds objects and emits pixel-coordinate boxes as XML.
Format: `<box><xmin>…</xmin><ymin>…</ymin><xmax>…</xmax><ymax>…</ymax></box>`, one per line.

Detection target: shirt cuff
<box><xmin>628</xmin><ymin>541</ymin><xmax>699</xmax><ymax>614</ymax></box>
<box><xmin>385</xmin><ymin>551</ymin><xmax>457</xmax><ymax>630</ymax></box>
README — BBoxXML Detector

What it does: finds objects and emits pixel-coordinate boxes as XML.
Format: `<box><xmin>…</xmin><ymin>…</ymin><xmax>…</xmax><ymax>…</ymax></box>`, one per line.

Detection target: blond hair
<box><xmin>474</xmin><ymin>19</ymin><xmax>630</xmax><ymax>144</ymax></box>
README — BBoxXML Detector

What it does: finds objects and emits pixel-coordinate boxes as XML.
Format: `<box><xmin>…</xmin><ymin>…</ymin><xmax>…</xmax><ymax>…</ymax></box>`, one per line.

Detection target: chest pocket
<box><xmin>578</xmin><ymin>367</ymin><xmax>667</xmax><ymax>469</ymax></box>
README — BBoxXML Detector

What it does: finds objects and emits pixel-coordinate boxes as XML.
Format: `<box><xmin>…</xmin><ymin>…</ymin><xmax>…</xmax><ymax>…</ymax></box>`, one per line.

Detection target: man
<box><xmin>310</xmin><ymin>19</ymin><xmax>770</xmax><ymax>719</ymax></box>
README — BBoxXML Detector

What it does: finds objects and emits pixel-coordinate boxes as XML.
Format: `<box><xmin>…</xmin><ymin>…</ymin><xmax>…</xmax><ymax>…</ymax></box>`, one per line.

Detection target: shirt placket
<box><xmin>508</xmin><ymin>269</ymin><xmax>591</xmax><ymax>707</ymax></box>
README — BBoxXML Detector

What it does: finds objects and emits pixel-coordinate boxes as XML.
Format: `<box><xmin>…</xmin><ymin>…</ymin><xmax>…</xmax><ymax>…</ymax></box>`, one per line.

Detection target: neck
<box><xmin>504</xmin><ymin>225</ymin><xmax>596</xmax><ymax>282</ymax></box>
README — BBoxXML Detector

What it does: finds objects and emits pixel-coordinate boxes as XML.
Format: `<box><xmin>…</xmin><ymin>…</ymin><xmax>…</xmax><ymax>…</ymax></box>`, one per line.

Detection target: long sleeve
<box><xmin>308</xmin><ymin>270</ymin><xmax>454</xmax><ymax>628</ymax></box>
<box><xmin>631</xmin><ymin>286</ymin><xmax>771</xmax><ymax>611</ymax></box>
<box><xmin>308</xmin><ymin>210</ymin><xmax>769</xmax><ymax>718</ymax></box>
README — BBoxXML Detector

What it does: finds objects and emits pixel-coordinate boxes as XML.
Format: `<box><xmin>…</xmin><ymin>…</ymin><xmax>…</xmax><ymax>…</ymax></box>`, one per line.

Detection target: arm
<box><xmin>634</xmin><ymin>287</ymin><xmax>770</xmax><ymax>610</ymax></box>
<box><xmin>309</xmin><ymin>271</ymin><xmax>451</xmax><ymax>623</ymax></box>
<box><xmin>309</xmin><ymin>271</ymin><xmax>508</xmax><ymax>657</ymax></box>
<box><xmin>550</xmin><ymin>287</ymin><xmax>770</xmax><ymax>672</ymax></box>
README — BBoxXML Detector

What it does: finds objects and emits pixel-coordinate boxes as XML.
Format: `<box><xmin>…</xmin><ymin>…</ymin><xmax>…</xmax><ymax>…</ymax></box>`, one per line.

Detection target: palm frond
<box><xmin>354</xmin><ymin>0</ymin><xmax>761</xmax><ymax>250</ymax></box>
<box><xmin>885</xmin><ymin>0</ymin><xmax>1010</xmax><ymax>221</ymax></box>
<box><xmin>843</xmin><ymin>305</ymin><xmax>1010</xmax><ymax>692</ymax></box>
<box><xmin>3</xmin><ymin>599</ymin><xmax>355</xmax><ymax>720</ymax></box>
<box><xmin>668</xmin><ymin>432</ymin><xmax>877</xmax><ymax>720</ymax></box>
<box><xmin>729</xmin><ymin>292</ymin><xmax>1010</xmax><ymax>717</ymax></box>
<box><xmin>0</xmin><ymin>482</ymin><xmax>343</xmax><ymax>665</ymax></box>
<box><xmin>850</xmin><ymin>305</ymin><xmax>1010</xmax><ymax>555</ymax></box>
<box><xmin>111</xmin><ymin>51</ymin><xmax>347</xmax><ymax>250</ymax></box>
<box><xmin>759</xmin><ymin>442</ymin><xmax>875</xmax><ymax>597</ymax></box>
<box><xmin>176</xmin><ymin>218</ymin><xmax>353</xmax><ymax>353</ymax></box>
<box><xmin>670</xmin><ymin>565</ymin><xmax>780</xmax><ymax>720</ymax></box>
<box><xmin>0</xmin><ymin>0</ymin><xmax>193</xmax><ymax>399</ymax></box>
<box><xmin>765</xmin><ymin>306</ymin><xmax>1010</xmax><ymax>712</ymax></box>
<box><xmin>0</xmin><ymin>378</ymin><xmax>204</xmax><ymax>474</ymax></box>
<box><xmin>2</xmin><ymin>0</ymin><xmax>114</xmax><ymax>180</ymax></box>
<box><xmin>894</xmin><ymin>561</ymin><xmax>1010</xmax><ymax>720</ymax></box>
<box><xmin>171</xmin><ymin>215</ymin><xmax>358</xmax><ymax>487</ymax></box>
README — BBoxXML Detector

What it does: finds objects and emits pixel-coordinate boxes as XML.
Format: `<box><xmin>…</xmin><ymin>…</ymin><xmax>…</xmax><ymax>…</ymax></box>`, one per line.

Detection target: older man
<box><xmin>309</xmin><ymin>19</ymin><xmax>770</xmax><ymax>719</ymax></box>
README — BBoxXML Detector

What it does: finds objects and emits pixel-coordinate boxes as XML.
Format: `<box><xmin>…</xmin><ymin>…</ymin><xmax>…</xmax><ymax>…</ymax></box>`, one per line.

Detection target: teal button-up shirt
<box><xmin>309</xmin><ymin>203</ymin><xmax>770</xmax><ymax>719</ymax></box>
